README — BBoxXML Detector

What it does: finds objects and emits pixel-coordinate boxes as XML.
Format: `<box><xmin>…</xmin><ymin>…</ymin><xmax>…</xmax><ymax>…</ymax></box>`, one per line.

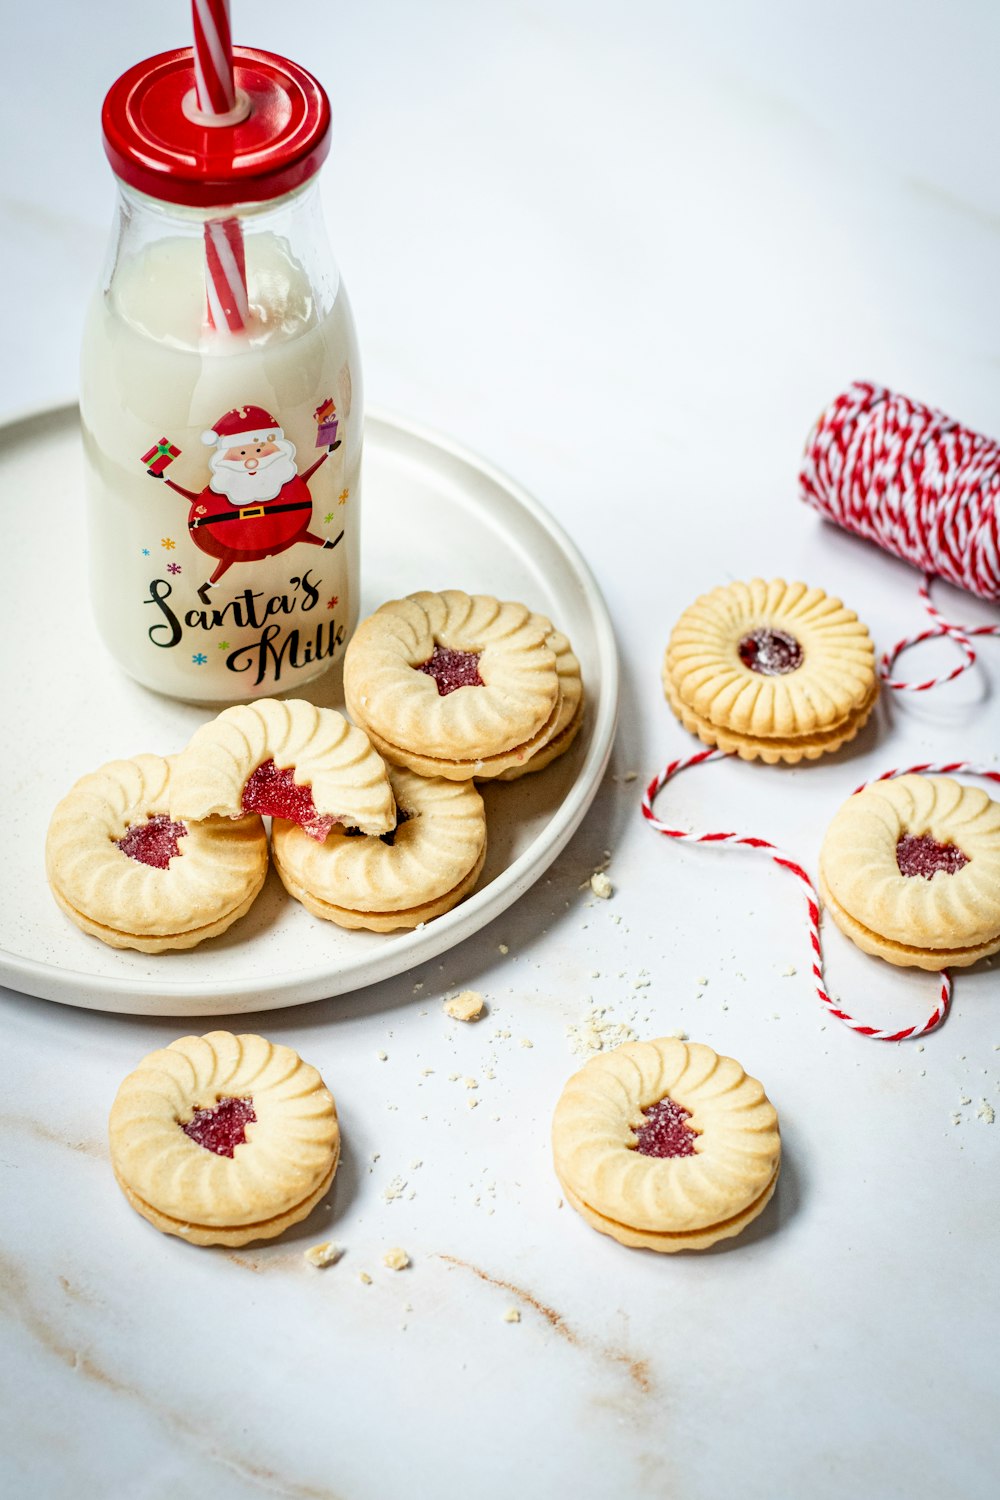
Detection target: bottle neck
<box><xmin>103</xmin><ymin>176</ymin><xmax>340</xmax><ymax>348</ymax></box>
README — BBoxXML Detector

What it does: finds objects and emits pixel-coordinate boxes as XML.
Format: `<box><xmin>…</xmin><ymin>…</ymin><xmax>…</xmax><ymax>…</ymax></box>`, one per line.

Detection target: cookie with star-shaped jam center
<box><xmin>552</xmin><ymin>1037</ymin><xmax>780</xmax><ymax>1252</ymax></box>
<box><xmin>820</xmin><ymin>774</ymin><xmax>1000</xmax><ymax>969</ymax></box>
<box><xmin>109</xmin><ymin>1031</ymin><xmax>339</xmax><ymax>1247</ymax></box>
<box><xmin>344</xmin><ymin>591</ymin><xmax>564</xmax><ymax>780</ymax></box>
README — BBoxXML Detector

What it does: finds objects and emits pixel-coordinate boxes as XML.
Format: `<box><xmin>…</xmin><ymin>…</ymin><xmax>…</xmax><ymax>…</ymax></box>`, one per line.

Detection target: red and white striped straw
<box><xmin>191</xmin><ymin>1</ymin><xmax>249</xmax><ymax>333</ymax></box>
<box><xmin>192</xmin><ymin>0</ymin><xmax>236</xmax><ymax>115</ymax></box>
<box><xmin>204</xmin><ymin>215</ymin><xmax>250</xmax><ymax>333</ymax></box>
<box><xmin>641</xmin><ymin>751</ymin><xmax>1000</xmax><ymax>1042</ymax></box>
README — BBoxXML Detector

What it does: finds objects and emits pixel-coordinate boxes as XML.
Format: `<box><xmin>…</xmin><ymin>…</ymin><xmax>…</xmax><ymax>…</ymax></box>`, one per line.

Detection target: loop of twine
<box><xmin>878</xmin><ymin>574</ymin><xmax>999</xmax><ymax>691</ymax></box>
<box><xmin>638</xmin><ymin>751</ymin><xmax>1000</xmax><ymax>1042</ymax></box>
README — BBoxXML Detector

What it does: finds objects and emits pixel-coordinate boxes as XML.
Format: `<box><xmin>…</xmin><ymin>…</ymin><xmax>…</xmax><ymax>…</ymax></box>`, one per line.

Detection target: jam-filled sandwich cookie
<box><xmin>496</xmin><ymin>627</ymin><xmax>585</xmax><ymax>780</ymax></box>
<box><xmin>552</xmin><ymin>1037</ymin><xmax>780</xmax><ymax>1252</ymax></box>
<box><xmin>344</xmin><ymin>591</ymin><xmax>566</xmax><ymax>780</ymax></box>
<box><xmin>45</xmin><ymin>754</ymin><xmax>268</xmax><ymax>952</ymax></box>
<box><xmin>109</xmin><ymin>1032</ymin><xmax>339</xmax><ymax>1247</ymax></box>
<box><xmin>170</xmin><ymin>698</ymin><xmax>395</xmax><ymax>839</ymax></box>
<box><xmin>819</xmin><ymin>774</ymin><xmax>1000</xmax><ymax>970</ymax></box>
<box><xmin>663</xmin><ymin>578</ymin><xmax>877</xmax><ymax>764</ymax></box>
<box><xmin>272</xmin><ymin>764</ymin><xmax>487</xmax><ymax>931</ymax></box>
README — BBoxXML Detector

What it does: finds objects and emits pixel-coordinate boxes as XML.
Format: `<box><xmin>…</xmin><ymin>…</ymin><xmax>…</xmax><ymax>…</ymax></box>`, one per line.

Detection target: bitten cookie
<box><xmin>169</xmin><ymin>698</ymin><xmax>395</xmax><ymax>839</ymax></box>
<box><xmin>45</xmin><ymin>754</ymin><xmax>268</xmax><ymax>952</ymax></box>
<box><xmin>343</xmin><ymin>590</ymin><xmax>562</xmax><ymax>780</ymax></box>
<box><xmin>552</xmin><ymin>1038</ymin><xmax>780</xmax><ymax>1252</ymax></box>
<box><xmin>819</xmin><ymin>774</ymin><xmax>1000</xmax><ymax>969</ymax></box>
<box><xmin>272</xmin><ymin>764</ymin><xmax>487</xmax><ymax>931</ymax></box>
<box><xmin>663</xmin><ymin>578</ymin><xmax>877</xmax><ymax>764</ymax></box>
<box><xmin>109</xmin><ymin>1032</ymin><xmax>340</xmax><ymax>1247</ymax></box>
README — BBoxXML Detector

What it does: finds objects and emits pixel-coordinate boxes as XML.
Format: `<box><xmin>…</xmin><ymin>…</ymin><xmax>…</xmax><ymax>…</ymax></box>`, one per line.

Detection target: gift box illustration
<box><xmin>141</xmin><ymin>437</ymin><xmax>182</xmax><ymax>476</ymax></box>
<box><xmin>314</xmin><ymin>397</ymin><xmax>339</xmax><ymax>447</ymax></box>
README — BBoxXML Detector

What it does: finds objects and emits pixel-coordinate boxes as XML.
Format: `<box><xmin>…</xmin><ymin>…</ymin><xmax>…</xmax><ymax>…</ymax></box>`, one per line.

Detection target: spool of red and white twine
<box><xmin>191</xmin><ymin>0</ymin><xmax>250</xmax><ymax>334</ymax></box>
<box><xmin>642</xmin><ymin>752</ymin><xmax>1000</xmax><ymax>1042</ymax></box>
<box><xmin>800</xmin><ymin>381</ymin><xmax>1000</xmax><ymax>690</ymax></box>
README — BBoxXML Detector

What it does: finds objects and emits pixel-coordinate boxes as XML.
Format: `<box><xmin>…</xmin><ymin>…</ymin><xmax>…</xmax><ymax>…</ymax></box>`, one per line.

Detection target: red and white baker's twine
<box><xmin>191</xmin><ymin>1</ymin><xmax>250</xmax><ymax>334</ymax></box>
<box><xmin>800</xmin><ymin>381</ymin><xmax>999</xmax><ymax>604</ymax></box>
<box><xmin>642</xmin><ymin>752</ymin><xmax>1000</xmax><ymax>1042</ymax></box>
<box><xmin>876</xmin><ymin>573</ymin><xmax>1000</xmax><ymax>692</ymax></box>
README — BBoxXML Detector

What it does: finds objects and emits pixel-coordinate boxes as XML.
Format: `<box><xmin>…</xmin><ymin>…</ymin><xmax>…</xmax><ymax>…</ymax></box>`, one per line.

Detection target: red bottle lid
<box><xmin>102</xmin><ymin>47</ymin><xmax>331</xmax><ymax>208</ymax></box>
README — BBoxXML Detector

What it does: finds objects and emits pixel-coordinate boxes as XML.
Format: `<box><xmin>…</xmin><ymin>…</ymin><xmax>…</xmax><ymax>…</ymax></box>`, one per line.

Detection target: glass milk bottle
<box><xmin>81</xmin><ymin>46</ymin><xmax>361</xmax><ymax>703</ymax></box>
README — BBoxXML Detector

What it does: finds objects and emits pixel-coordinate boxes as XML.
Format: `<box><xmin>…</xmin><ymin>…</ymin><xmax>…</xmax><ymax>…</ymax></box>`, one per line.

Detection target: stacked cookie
<box><xmin>344</xmin><ymin>590</ymin><xmax>583</xmax><ymax>781</ymax></box>
<box><xmin>820</xmin><ymin>774</ymin><xmax>1000</xmax><ymax>970</ymax></box>
<box><xmin>663</xmin><ymin>578</ymin><xmax>878</xmax><ymax>763</ymax></box>
<box><xmin>552</xmin><ymin>1037</ymin><xmax>781</xmax><ymax>1252</ymax></box>
<box><xmin>110</xmin><ymin>1031</ymin><xmax>340</xmax><ymax>1246</ymax></box>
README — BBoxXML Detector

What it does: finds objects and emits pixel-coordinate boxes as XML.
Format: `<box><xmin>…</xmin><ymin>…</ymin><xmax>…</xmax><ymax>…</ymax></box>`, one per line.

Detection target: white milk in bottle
<box><xmin>81</xmin><ymin>46</ymin><xmax>360</xmax><ymax>703</ymax></box>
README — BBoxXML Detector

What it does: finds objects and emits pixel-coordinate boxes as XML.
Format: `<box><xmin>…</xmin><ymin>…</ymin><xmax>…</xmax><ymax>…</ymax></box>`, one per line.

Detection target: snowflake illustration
<box><xmin>161</xmin><ymin>537</ymin><xmax>176</xmax><ymax>551</ymax></box>
<box><xmin>141</xmin><ymin>548</ymin><xmax>151</xmax><ymax>557</ymax></box>
<box><xmin>192</xmin><ymin>652</ymin><xmax>208</xmax><ymax>665</ymax></box>
<box><xmin>167</xmin><ymin>562</ymin><xmax>182</xmax><ymax>575</ymax></box>
<box><xmin>324</xmin><ymin>511</ymin><xmax>336</xmax><ymax>524</ymax></box>
<box><xmin>326</xmin><ymin>595</ymin><xmax>339</xmax><ymax>610</ymax></box>
<box><xmin>338</xmin><ymin>488</ymin><xmax>350</xmax><ymax>505</ymax></box>
<box><xmin>218</xmin><ymin>640</ymin><xmax>229</xmax><ymax>650</ymax></box>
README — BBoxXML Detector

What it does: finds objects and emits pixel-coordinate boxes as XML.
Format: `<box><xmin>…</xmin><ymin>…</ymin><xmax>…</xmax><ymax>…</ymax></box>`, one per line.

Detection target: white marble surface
<box><xmin>3</xmin><ymin>3</ymin><xmax>999</xmax><ymax>1497</ymax></box>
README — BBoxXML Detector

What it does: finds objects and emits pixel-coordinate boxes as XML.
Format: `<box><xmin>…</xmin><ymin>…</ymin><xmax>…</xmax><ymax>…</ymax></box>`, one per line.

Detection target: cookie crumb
<box><xmin>382</xmin><ymin>1176</ymin><xmax>407</xmax><ymax>1203</ymax></box>
<box><xmin>567</xmin><ymin>1004</ymin><xmax>637</xmax><ymax>1057</ymax></box>
<box><xmin>695</xmin><ymin>976</ymin><xmax>708</xmax><ymax>987</ymax></box>
<box><xmin>303</xmin><ymin>1241</ymin><xmax>342</xmax><ymax>1268</ymax></box>
<box><xmin>444</xmin><ymin>990</ymin><xmax>485</xmax><ymax>1022</ymax></box>
<box><xmin>622</xmin><ymin>770</ymin><xmax>638</xmax><ymax>783</ymax></box>
<box><xmin>503</xmin><ymin>1307</ymin><xmax>521</xmax><ymax>1324</ymax></box>
<box><xmin>590</xmin><ymin>872</ymin><xmax>613</xmax><ymax>900</ymax></box>
<box><xmin>376</xmin><ymin>1049</ymin><xmax>388</xmax><ymax>1061</ymax></box>
<box><xmin>383</xmin><ymin>1247</ymin><xmax>410</xmax><ymax>1271</ymax></box>
<box><xmin>468</xmin><ymin>1097</ymin><xmax>479</xmax><ymax>1109</ymax></box>
<box><xmin>977</xmin><ymin>1101</ymin><xmax>996</xmax><ymax>1124</ymax></box>
<box><xmin>498</xmin><ymin>943</ymin><xmax>509</xmax><ymax>955</ymax></box>
<box><xmin>663</xmin><ymin>1027</ymin><xmax>688</xmax><ymax>1041</ymax></box>
<box><xmin>358</xmin><ymin>1271</ymin><xmax>373</xmax><ymax>1285</ymax></box>
<box><xmin>780</xmin><ymin>965</ymin><xmax>796</xmax><ymax>977</ymax></box>
<box><xmin>519</xmin><ymin>1038</ymin><xmax>534</xmax><ymax>1049</ymax></box>
<box><xmin>464</xmin><ymin>1077</ymin><xmax>478</xmax><ymax>1089</ymax></box>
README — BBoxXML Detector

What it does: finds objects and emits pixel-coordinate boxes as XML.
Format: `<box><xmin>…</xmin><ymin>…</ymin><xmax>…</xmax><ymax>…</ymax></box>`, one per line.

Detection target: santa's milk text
<box><xmin>144</xmin><ymin>570</ymin><xmax>346</xmax><ymax>686</ymax></box>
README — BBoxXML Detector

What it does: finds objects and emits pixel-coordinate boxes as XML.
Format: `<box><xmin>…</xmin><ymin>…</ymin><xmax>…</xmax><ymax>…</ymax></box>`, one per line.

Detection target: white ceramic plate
<box><xmin>0</xmin><ymin>405</ymin><xmax>618</xmax><ymax>1015</ymax></box>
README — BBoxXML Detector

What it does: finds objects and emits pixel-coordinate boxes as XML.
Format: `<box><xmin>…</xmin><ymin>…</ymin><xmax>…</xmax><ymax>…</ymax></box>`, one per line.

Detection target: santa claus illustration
<box><xmin>149</xmin><ymin>404</ymin><xmax>342</xmax><ymax>600</ymax></box>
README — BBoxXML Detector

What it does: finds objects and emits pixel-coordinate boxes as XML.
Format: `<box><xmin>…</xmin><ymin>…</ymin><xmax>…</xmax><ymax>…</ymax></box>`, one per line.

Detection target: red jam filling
<box><xmin>115</xmin><ymin>815</ymin><xmax>188</xmax><ymax>869</ymax></box>
<box><xmin>896</xmin><ymin>833</ymin><xmax>970</xmax><ymax>879</ymax></box>
<box><xmin>241</xmin><ymin>759</ymin><xmax>334</xmax><ymax>842</ymax></box>
<box><xmin>182</xmin><ymin>1096</ymin><xmax>256</xmax><ymax>1158</ymax></box>
<box><xmin>417</xmin><ymin>644</ymin><xmax>484</xmax><ymax>696</ymax></box>
<box><xmin>738</xmin><ymin>628</ymin><xmax>804</xmax><ymax>676</ymax></box>
<box><xmin>345</xmin><ymin>807</ymin><xmax>412</xmax><ymax>847</ymax></box>
<box><xmin>633</xmin><ymin>1097</ymin><xmax>698</xmax><ymax>1158</ymax></box>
